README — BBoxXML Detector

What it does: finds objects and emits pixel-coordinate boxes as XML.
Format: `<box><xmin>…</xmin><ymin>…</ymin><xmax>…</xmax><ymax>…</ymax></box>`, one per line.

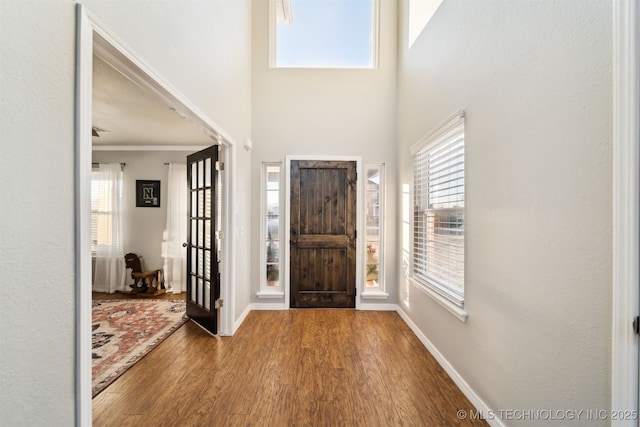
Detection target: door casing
<box><xmin>284</xmin><ymin>155</ymin><xmax>363</xmax><ymax>310</ymax></box>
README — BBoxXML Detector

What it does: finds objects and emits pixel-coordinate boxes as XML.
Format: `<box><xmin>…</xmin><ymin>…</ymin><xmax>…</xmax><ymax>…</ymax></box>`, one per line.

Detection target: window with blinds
<box><xmin>412</xmin><ymin>111</ymin><xmax>465</xmax><ymax>306</ymax></box>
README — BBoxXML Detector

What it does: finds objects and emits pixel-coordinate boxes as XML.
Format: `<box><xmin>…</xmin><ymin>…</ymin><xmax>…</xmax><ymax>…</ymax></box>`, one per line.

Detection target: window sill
<box><xmin>361</xmin><ymin>289</ymin><xmax>389</xmax><ymax>299</ymax></box>
<box><xmin>410</xmin><ymin>278</ymin><xmax>468</xmax><ymax>322</ymax></box>
<box><xmin>257</xmin><ymin>289</ymin><xmax>284</xmax><ymax>299</ymax></box>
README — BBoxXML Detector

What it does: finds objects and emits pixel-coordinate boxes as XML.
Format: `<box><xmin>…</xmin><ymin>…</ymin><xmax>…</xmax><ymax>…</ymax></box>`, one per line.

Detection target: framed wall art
<box><xmin>136</xmin><ymin>180</ymin><xmax>161</xmax><ymax>207</ymax></box>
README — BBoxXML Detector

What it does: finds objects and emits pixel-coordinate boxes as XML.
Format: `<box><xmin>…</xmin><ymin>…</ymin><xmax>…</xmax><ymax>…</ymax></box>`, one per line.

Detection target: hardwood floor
<box><xmin>93</xmin><ymin>309</ymin><xmax>487</xmax><ymax>427</ymax></box>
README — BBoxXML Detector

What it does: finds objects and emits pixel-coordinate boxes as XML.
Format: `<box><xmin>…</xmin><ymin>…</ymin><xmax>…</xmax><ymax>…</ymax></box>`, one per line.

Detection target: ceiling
<box><xmin>92</xmin><ymin>55</ymin><xmax>215</xmax><ymax>148</ymax></box>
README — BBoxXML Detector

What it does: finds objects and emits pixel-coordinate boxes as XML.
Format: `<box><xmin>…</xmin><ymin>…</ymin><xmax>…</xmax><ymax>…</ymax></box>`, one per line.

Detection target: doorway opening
<box><xmin>76</xmin><ymin>5</ymin><xmax>236</xmax><ymax>424</ymax></box>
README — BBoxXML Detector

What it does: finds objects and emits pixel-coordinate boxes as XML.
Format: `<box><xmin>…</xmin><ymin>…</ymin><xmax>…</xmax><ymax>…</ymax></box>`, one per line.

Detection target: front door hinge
<box><xmin>215</xmin><ymin>299</ymin><xmax>224</xmax><ymax>309</ymax></box>
<box><xmin>633</xmin><ymin>316</ymin><xmax>640</xmax><ymax>335</ymax></box>
<box><xmin>215</xmin><ymin>161</ymin><xmax>224</xmax><ymax>171</ymax></box>
<box><xmin>355</xmin><ymin>287</ymin><xmax>357</xmax><ymax>296</ymax></box>
<box><xmin>215</xmin><ymin>230</ymin><xmax>225</xmax><ymax>240</ymax></box>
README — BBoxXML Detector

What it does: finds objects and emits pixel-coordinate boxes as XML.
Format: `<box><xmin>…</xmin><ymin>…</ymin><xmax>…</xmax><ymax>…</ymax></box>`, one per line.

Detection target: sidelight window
<box><xmin>258</xmin><ymin>163</ymin><xmax>284</xmax><ymax>297</ymax></box>
<box><xmin>364</xmin><ymin>163</ymin><xmax>385</xmax><ymax>291</ymax></box>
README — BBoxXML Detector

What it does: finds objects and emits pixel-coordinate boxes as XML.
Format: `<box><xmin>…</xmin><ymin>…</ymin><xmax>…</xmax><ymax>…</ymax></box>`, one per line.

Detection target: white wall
<box><xmin>0</xmin><ymin>1</ymin><xmax>252</xmax><ymax>424</ymax></box>
<box><xmin>0</xmin><ymin>2</ymin><xmax>77</xmax><ymax>425</ymax></box>
<box><xmin>250</xmin><ymin>0</ymin><xmax>398</xmax><ymax>304</ymax></box>
<box><xmin>92</xmin><ymin>150</ymin><xmax>192</xmax><ymax>280</ymax></box>
<box><xmin>396</xmin><ymin>0</ymin><xmax>613</xmax><ymax>423</ymax></box>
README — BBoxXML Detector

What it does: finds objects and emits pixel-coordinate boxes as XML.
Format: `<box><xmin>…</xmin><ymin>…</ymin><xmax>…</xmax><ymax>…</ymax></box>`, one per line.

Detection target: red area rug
<box><xmin>92</xmin><ymin>299</ymin><xmax>187</xmax><ymax>397</ymax></box>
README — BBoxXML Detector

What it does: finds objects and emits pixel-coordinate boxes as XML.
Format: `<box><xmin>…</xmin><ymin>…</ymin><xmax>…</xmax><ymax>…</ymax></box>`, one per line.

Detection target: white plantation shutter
<box><xmin>412</xmin><ymin>111</ymin><xmax>465</xmax><ymax>306</ymax></box>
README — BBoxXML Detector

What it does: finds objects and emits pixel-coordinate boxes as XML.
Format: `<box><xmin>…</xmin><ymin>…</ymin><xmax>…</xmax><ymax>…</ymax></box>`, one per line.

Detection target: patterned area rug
<box><xmin>92</xmin><ymin>299</ymin><xmax>187</xmax><ymax>397</ymax></box>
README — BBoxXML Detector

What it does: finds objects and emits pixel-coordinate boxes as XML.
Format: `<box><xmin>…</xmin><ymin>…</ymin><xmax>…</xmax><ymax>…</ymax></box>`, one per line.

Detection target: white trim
<box><xmin>612</xmin><ymin>0</ymin><xmax>639</xmax><ymax>423</ymax></box>
<box><xmin>74</xmin><ymin>5</ymin><xmax>93</xmax><ymax>426</ymax></box>
<box><xmin>285</xmin><ymin>155</ymin><xmax>363</xmax><ymax>310</ymax></box>
<box><xmin>371</xmin><ymin>0</ymin><xmax>381</xmax><ymax>69</ymax></box>
<box><xmin>396</xmin><ymin>306</ymin><xmax>504</xmax><ymax>427</ymax></box>
<box><xmin>411</xmin><ymin>278</ymin><xmax>468</xmax><ymax>322</ymax></box>
<box><xmin>268</xmin><ymin>0</ymin><xmax>278</xmax><ymax>68</ymax></box>
<box><xmin>219</xmin><ymin>143</ymin><xmax>236</xmax><ymax>337</ymax></box>
<box><xmin>257</xmin><ymin>290</ymin><xmax>285</xmax><ymax>299</ymax></box>
<box><xmin>361</xmin><ymin>289</ymin><xmax>390</xmax><ymax>299</ymax></box>
<box><xmin>234</xmin><ymin>304</ymin><xmax>253</xmax><ymax>332</ymax></box>
<box><xmin>359</xmin><ymin>302</ymin><xmax>396</xmax><ymax>311</ymax></box>
<box><xmin>75</xmin><ymin>6</ymin><xmax>238</xmax><ymax>421</ymax></box>
<box><xmin>250</xmin><ymin>302</ymin><xmax>288</xmax><ymax>311</ymax></box>
<box><xmin>92</xmin><ymin>145</ymin><xmax>209</xmax><ymax>152</ymax></box>
<box><xmin>410</xmin><ymin>109</ymin><xmax>465</xmax><ymax>155</ymax></box>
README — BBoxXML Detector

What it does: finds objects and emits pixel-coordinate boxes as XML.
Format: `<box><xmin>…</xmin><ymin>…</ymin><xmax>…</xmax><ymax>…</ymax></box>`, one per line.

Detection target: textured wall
<box><xmin>396</xmin><ymin>0</ymin><xmax>613</xmax><ymax>424</ymax></box>
<box><xmin>0</xmin><ymin>1</ymin><xmax>77</xmax><ymax>425</ymax></box>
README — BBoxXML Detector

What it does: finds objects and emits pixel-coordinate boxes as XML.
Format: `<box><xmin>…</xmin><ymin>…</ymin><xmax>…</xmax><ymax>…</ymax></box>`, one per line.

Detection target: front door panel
<box><xmin>290</xmin><ymin>160</ymin><xmax>357</xmax><ymax>308</ymax></box>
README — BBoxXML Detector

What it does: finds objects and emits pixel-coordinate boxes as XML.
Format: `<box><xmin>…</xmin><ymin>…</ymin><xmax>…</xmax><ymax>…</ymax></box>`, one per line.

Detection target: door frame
<box><xmin>284</xmin><ymin>155</ymin><xmax>363</xmax><ymax>310</ymax></box>
<box><xmin>611</xmin><ymin>0</ymin><xmax>639</xmax><ymax>423</ymax></box>
<box><xmin>75</xmin><ymin>5</ymin><xmax>237</xmax><ymax>424</ymax></box>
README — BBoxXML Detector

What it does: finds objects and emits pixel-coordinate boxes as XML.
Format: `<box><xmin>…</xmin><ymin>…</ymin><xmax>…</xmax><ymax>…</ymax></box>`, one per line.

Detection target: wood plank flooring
<box><xmin>92</xmin><ymin>309</ymin><xmax>487</xmax><ymax>427</ymax></box>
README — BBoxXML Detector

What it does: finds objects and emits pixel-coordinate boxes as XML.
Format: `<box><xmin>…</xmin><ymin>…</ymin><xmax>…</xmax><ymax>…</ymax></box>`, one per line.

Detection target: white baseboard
<box><xmin>396</xmin><ymin>307</ymin><xmax>504</xmax><ymax>427</ymax></box>
<box><xmin>358</xmin><ymin>303</ymin><xmax>397</xmax><ymax>311</ymax></box>
<box><xmin>232</xmin><ymin>304</ymin><xmax>252</xmax><ymax>334</ymax></box>
<box><xmin>249</xmin><ymin>302</ymin><xmax>397</xmax><ymax>311</ymax></box>
<box><xmin>249</xmin><ymin>302</ymin><xmax>287</xmax><ymax>310</ymax></box>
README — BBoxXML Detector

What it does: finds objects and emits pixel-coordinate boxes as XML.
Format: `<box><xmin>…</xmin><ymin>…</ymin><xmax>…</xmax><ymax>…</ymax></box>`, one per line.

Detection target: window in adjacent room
<box><xmin>91</xmin><ymin>164</ymin><xmax>123</xmax><ymax>256</ymax></box>
<box><xmin>411</xmin><ymin>111</ymin><xmax>465</xmax><ymax>309</ymax></box>
<box><xmin>270</xmin><ymin>0</ymin><xmax>379</xmax><ymax>68</ymax></box>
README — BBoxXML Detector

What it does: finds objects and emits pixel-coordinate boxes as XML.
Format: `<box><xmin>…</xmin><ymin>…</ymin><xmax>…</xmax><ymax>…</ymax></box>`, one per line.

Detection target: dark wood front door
<box><xmin>186</xmin><ymin>145</ymin><xmax>220</xmax><ymax>334</ymax></box>
<box><xmin>290</xmin><ymin>160</ymin><xmax>357</xmax><ymax>308</ymax></box>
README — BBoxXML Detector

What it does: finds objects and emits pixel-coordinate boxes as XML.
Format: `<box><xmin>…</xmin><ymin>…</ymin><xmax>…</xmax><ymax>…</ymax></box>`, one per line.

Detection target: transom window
<box><xmin>271</xmin><ymin>0</ymin><xmax>378</xmax><ymax>69</ymax></box>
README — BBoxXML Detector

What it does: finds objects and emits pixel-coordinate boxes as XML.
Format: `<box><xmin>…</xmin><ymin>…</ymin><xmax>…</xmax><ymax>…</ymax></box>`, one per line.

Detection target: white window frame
<box><xmin>257</xmin><ymin>162</ymin><xmax>285</xmax><ymax>298</ymax></box>
<box><xmin>362</xmin><ymin>163</ymin><xmax>388</xmax><ymax>299</ymax></box>
<box><xmin>410</xmin><ymin>110</ymin><xmax>467</xmax><ymax>322</ymax></box>
<box><xmin>268</xmin><ymin>0</ymin><xmax>380</xmax><ymax>69</ymax></box>
<box><xmin>90</xmin><ymin>164</ymin><xmax>123</xmax><ymax>257</ymax></box>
